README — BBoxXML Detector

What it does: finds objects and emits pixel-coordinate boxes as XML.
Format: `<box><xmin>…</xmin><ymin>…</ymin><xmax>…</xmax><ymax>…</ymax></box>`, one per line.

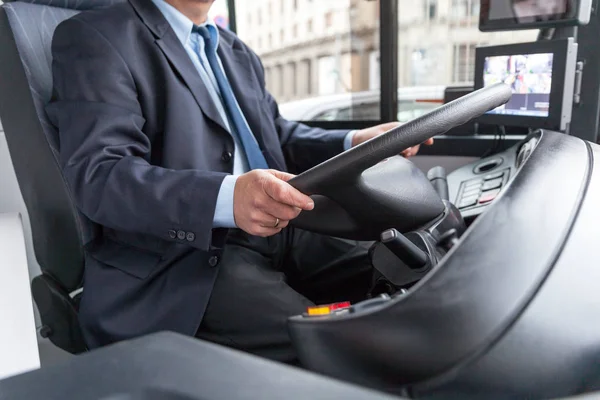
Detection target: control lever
<box><xmin>427</xmin><ymin>166</ymin><xmax>449</xmax><ymax>201</ymax></box>
<box><xmin>381</xmin><ymin>229</ymin><xmax>429</xmax><ymax>270</ymax></box>
<box><xmin>437</xmin><ymin>228</ymin><xmax>460</xmax><ymax>251</ymax></box>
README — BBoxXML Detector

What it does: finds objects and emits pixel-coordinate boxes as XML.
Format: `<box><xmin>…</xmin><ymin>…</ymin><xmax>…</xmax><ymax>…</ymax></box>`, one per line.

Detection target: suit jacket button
<box><xmin>208</xmin><ymin>256</ymin><xmax>219</xmax><ymax>267</ymax></box>
<box><xmin>168</xmin><ymin>230</ymin><xmax>177</xmax><ymax>239</ymax></box>
<box><xmin>186</xmin><ymin>232</ymin><xmax>195</xmax><ymax>242</ymax></box>
<box><xmin>177</xmin><ymin>230</ymin><xmax>186</xmax><ymax>240</ymax></box>
<box><xmin>221</xmin><ymin>151</ymin><xmax>233</xmax><ymax>163</ymax></box>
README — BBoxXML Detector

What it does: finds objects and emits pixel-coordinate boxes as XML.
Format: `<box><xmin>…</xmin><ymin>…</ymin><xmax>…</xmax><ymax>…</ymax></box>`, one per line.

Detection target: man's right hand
<box><xmin>233</xmin><ymin>170</ymin><xmax>315</xmax><ymax>237</ymax></box>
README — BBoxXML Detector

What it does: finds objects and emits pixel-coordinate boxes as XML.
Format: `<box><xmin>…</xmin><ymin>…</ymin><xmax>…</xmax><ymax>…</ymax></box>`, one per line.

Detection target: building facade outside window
<box><xmin>213</xmin><ymin>0</ymin><xmax>537</xmax><ymax>122</ymax></box>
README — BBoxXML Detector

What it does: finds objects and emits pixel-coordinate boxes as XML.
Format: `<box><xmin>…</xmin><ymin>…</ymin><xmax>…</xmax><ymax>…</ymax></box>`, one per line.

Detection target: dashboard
<box><xmin>288</xmin><ymin>129</ymin><xmax>600</xmax><ymax>399</ymax></box>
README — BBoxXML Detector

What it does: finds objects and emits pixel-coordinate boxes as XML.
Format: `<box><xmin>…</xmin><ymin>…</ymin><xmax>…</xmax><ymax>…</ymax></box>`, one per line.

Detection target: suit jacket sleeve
<box><xmin>246</xmin><ymin>47</ymin><xmax>351</xmax><ymax>174</ymax></box>
<box><xmin>46</xmin><ymin>18</ymin><xmax>226</xmax><ymax>251</ymax></box>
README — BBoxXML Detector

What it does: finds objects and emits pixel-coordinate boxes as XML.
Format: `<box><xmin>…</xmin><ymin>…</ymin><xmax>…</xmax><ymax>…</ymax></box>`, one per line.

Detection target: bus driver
<box><xmin>46</xmin><ymin>0</ymin><xmax>432</xmax><ymax>364</ymax></box>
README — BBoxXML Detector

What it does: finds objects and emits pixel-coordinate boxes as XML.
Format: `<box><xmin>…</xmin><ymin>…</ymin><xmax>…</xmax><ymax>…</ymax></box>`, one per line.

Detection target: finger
<box><xmin>424</xmin><ymin>138</ymin><xmax>434</xmax><ymax>145</ymax></box>
<box><xmin>404</xmin><ymin>150</ymin><xmax>417</xmax><ymax>158</ymax></box>
<box><xmin>379</xmin><ymin>122</ymin><xmax>401</xmax><ymax>131</ymax></box>
<box><xmin>275</xmin><ymin>219</ymin><xmax>290</xmax><ymax>229</ymax></box>
<box><xmin>400</xmin><ymin>148</ymin><xmax>412</xmax><ymax>158</ymax></box>
<box><xmin>267</xmin><ymin>169</ymin><xmax>296</xmax><ymax>182</ymax></box>
<box><xmin>258</xmin><ymin>199</ymin><xmax>302</xmax><ymax>221</ymax></box>
<box><xmin>260</xmin><ymin>219</ymin><xmax>290</xmax><ymax>230</ymax></box>
<box><xmin>249</xmin><ymin>210</ymin><xmax>290</xmax><ymax>229</ymax></box>
<box><xmin>264</xmin><ymin>178</ymin><xmax>314</xmax><ymax>211</ymax></box>
<box><xmin>410</xmin><ymin>145</ymin><xmax>421</xmax><ymax>157</ymax></box>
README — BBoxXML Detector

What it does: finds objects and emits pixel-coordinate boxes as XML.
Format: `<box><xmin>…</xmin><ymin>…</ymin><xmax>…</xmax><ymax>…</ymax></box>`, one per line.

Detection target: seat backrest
<box><xmin>0</xmin><ymin>0</ymin><xmax>124</xmax><ymax>293</ymax></box>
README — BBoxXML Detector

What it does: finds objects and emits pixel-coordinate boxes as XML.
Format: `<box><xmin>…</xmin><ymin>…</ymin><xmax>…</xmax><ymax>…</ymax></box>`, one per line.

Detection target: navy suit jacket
<box><xmin>46</xmin><ymin>0</ymin><xmax>349</xmax><ymax>349</ymax></box>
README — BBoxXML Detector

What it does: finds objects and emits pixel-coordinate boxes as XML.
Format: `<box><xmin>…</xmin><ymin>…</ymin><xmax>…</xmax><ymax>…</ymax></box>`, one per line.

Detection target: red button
<box><xmin>479</xmin><ymin>189</ymin><xmax>500</xmax><ymax>204</ymax></box>
<box><xmin>330</xmin><ymin>301</ymin><xmax>351</xmax><ymax>311</ymax></box>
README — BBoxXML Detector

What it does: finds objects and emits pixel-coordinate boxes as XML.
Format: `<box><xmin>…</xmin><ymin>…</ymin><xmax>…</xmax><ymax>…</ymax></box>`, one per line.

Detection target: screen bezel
<box><xmin>474</xmin><ymin>40</ymin><xmax>569</xmax><ymax>130</ymax></box>
<box><xmin>479</xmin><ymin>0</ymin><xmax>591</xmax><ymax>32</ymax></box>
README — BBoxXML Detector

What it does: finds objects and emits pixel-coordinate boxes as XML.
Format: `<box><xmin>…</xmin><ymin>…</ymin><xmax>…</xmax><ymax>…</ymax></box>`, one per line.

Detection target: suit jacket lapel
<box><xmin>155</xmin><ymin>34</ymin><xmax>229</xmax><ymax>133</ymax></box>
<box><xmin>129</xmin><ymin>0</ymin><xmax>229</xmax><ymax>133</ymax></box>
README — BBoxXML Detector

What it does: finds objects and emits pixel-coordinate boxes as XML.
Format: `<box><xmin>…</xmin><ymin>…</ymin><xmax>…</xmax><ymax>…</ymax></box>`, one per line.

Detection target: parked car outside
<box><xmin>278</xmin><ymin>86</ymin><xmax>445</xmax><ymax>123</ymax></box>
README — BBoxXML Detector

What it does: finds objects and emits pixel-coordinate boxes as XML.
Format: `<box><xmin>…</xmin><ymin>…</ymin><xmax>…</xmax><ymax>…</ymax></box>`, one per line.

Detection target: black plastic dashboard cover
<box><xmin>0</xmin><ymin>333</ymin><xmax>399</xmax><ymax>400</ymax></box>
<box><xmin>414</xmin><ymin>139</ymin><xmax>600</xmax><ymax>399</ymax></box>
<box><xmin>288</xmin><ymin>131</ymin><xmax>593</xmax><ymax>394</ymax></box>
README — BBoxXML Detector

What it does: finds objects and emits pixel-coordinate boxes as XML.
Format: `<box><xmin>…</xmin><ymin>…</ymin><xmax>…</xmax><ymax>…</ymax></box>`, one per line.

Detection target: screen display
<box><xmin>486</xmin><ymin>0</ymin><xmax>572</xmax><ymax>24</ymax></box>
<box><xmin>483</xmin><ymin>53</ymin><xmax>553</xmax><ymax>117</ymax></box>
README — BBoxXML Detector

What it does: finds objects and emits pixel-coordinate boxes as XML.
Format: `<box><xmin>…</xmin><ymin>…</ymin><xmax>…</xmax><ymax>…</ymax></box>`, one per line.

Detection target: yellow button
<box><xmin>307</xmin><ymin>306</ymin><xmax>331</xmax><ymax>316</ymax></box>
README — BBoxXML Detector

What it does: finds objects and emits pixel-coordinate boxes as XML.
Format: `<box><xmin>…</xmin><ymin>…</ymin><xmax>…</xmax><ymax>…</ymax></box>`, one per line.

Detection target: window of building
<box><xmin>276</xmin><ymin>64</ymin><xmax>284</xmax><ymax>98</ymax></box>
<box><xmin>307</xmin><ymin>19</ymin><xmax>313</xmax><ymax>33</ymax></box>
<box><xmin>450</xmin><ymin>0</ymin><xmax>479</xmax><ymax>19</ymax></box>
<box><xmin>325</xmin><ymin>12</ymin><xmax>334</xmax><ymax>29</ymax></box>
<box><xmin>293</xmin><ymin>24</ymin><xmax>298</xmax><ymax>39</ymax></box>
<box><xmin>452</xmin><ymin>43</ymin><xmax>477</xmax><ymax>84</ymax></box>
<box><xmin>304</xmin><ymin>59</ymin><xmax>312</xmax><ymax>95</ymax></box>
<box><xmin>424</xmin><ymin>0</ymin><xmax>437</xmax><ymax>20</ymax></box>
<box><xmin>289</xmin><ymin>62</ymin><xmax>297</xmax><ymax>97</ymax></box>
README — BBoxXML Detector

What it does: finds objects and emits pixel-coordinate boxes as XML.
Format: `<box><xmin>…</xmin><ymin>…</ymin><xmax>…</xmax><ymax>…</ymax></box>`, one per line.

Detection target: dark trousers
<box><xmin>196</xmin><ymin>228</ymin><xmax>373</xmax><ymax>364</ymax></box>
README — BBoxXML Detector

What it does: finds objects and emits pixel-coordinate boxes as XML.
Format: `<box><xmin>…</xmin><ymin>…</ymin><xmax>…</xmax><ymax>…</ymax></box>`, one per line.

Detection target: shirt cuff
<box><xmin>343</xmin><ymin>130</ymin><xmax>357</xmax><ymax>151</ymax></box>
<box><xmin>213</xmin><ymin>175</ymin><xmax>239</xmax><ymax>229</ymax></box>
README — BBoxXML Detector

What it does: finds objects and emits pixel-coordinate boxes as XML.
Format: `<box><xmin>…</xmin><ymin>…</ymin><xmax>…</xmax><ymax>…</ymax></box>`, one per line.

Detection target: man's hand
<box><xmin>352</xmin><ymin>122</ymin><xmax>434</xmax><ymax>158</ymax></box>
<box><xmin>234</xmin><ymin>170</ymin><xmax>314</xmax><ymax>237</ymax></box>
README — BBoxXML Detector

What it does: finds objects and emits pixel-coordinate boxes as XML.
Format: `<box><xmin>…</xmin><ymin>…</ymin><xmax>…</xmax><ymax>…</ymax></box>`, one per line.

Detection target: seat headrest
<box><xmin>9</xmin><ymin>0</ymin><xmax>125</xmax><ymax>11</ymax></box>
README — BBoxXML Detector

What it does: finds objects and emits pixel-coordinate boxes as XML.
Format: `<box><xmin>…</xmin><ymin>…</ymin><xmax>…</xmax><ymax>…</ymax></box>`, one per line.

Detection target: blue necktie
<box><xmin>195</xmin><ymin>26</ymin><xmax>269</xmax><ymax>170</ymax></box>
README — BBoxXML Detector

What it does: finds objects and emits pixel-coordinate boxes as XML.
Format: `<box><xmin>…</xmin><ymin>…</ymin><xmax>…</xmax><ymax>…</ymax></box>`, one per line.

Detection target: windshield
<box><xmin>214</xmin><ymin>0</ymin><xmax>539</xmax><ymax>125</ymax></box>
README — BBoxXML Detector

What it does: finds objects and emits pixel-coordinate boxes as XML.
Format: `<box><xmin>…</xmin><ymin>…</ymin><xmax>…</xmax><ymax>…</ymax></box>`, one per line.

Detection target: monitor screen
<box><xmin>479</xmin><ymin>0</ymin><xmax>591</xmax><ymax>31</ymax></box>
<box><xmin>487</xmin><ymin>0</ymin><xmax>570</xmax><ymax>24</ymax></box>
<box><xmin>483</xmin><ymin>53</ymin><xmax>553</xmax><ymax>118</ymax></box>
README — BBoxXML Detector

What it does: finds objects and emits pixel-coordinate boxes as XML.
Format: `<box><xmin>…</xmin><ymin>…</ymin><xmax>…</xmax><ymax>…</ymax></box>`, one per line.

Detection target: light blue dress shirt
<box><xmin>151</xmin><ymin>0</ymin><xmax>355</xmax><ymax>228</ymax></box>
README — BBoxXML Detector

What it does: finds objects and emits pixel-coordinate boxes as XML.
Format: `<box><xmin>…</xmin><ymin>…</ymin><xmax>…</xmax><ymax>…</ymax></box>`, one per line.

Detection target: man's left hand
<box><xmin>352</xmin><ymin>122</ymin><xmax>434</xmax><ymax>158</ymax></box>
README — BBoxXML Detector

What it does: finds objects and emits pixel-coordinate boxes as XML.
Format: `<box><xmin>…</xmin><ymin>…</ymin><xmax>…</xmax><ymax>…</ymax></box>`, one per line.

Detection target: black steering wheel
<box><xmin>288</xmin><ymin>83</ymin><xmax>513</xmax><ymax>240</ymax></box>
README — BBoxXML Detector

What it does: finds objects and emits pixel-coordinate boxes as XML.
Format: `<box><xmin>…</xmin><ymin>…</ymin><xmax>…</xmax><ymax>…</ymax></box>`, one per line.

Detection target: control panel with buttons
<box><xmin>448</xmin><ymin>134</ymin><xmax>540</xmax><ymax>220</ymax></box>
<box><xmin>456</xmin><ymin>168</ymin><xmax>510</xmax><ymax>211</ymax></box>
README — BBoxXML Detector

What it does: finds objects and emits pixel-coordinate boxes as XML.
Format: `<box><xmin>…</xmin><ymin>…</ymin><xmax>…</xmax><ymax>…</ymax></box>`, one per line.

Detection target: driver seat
<box><xmin>0</xmin><ymin>0</ymin><xmax>124</xmax><ymax>354</ymax></box>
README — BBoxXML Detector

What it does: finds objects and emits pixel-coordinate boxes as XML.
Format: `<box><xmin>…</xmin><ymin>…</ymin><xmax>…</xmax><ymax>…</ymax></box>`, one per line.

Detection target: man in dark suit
<box><xmin>46</xmin><ymin>0</ymin><xmax>431</xmax><ymax>363</ymax></box>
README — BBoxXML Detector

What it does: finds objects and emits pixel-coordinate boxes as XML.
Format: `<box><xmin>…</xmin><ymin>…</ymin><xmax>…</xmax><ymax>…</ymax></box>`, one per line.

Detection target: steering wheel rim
<box><xmin>289</xmin><ymin>83</ymin><xmax>513</xmax><ymax>195</ymax></box>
